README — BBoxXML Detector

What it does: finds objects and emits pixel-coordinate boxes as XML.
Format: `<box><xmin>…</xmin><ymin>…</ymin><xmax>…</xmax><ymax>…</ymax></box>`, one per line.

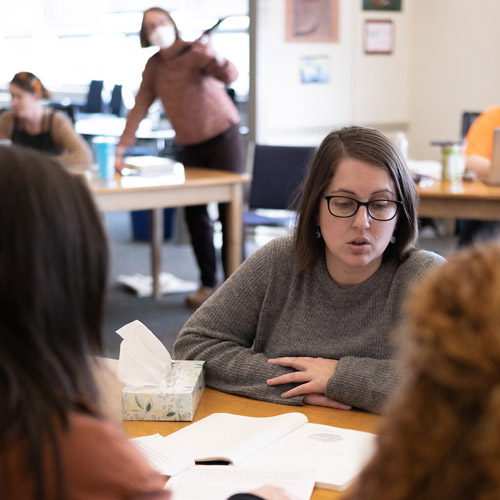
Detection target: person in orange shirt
<box><xmin>465</xmin><ymin>105</ymin><xmax>500</xmax><ymax>179</ymax></box>
<box><xmin>457</xmin><ymin>106</ymin><xmax>500</xmax><ymax>246</ymax></box>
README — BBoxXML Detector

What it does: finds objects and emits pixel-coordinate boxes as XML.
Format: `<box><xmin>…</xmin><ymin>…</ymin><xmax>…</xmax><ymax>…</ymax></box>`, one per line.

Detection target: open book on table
<box><xmin>151</xmin><ymin>412</ymin><xmax>376</xmax><ymax>492</ymax></box>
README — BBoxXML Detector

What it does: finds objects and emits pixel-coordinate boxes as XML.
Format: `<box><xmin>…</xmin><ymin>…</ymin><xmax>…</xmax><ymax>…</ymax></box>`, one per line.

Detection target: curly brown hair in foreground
<box><xmin>344</xmin><ymin>242</ymin><xmax>500</xmax><ymax>500</ymax></box>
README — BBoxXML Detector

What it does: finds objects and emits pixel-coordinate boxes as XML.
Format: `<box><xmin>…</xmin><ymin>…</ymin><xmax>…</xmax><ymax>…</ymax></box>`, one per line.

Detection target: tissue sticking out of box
<box><xmin>116</xmin><ymin>320</ymin><xmax>172</xmax><ymax>387</ymax></box>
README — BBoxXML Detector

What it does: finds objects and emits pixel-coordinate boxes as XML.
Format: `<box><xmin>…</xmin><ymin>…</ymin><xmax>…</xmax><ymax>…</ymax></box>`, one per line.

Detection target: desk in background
<box><xmin>75</xmin><ymin>113</ymin><xmax>175</xmax><ymax>152</ymax></box>
<box><xmin>90</xmin><ymin>167</ymin><xmax>250</xmax><ymax>300</ymax></box>
<box><xmin>97</xmin><ymin>358</ymin><xmax>382</xmax><ymax>500</ymax></box>
<box><xmin>417</xmin><ymin>178</ymin><xmax>500</xmax><ymax>220</ymax></box>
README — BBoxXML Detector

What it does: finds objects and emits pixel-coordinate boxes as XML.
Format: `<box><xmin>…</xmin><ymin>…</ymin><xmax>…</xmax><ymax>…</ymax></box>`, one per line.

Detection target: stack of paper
<box><xmin>123</xmin><ymin>156</ymin><xmax>183</xmax><ymax>176</ymax></box>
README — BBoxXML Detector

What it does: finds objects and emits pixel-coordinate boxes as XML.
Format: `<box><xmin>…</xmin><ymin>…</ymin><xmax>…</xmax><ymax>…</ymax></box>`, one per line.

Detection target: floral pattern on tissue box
<box><xmin>122</xmin><ymin>360</ymin><xmax>205</xmax><ymax>421</ymax></box>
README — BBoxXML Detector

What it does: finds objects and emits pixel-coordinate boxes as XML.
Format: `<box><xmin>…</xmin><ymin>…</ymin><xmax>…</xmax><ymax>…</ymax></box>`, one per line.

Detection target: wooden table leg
<box><xmin>151</xmin><ymin>208</ymin><xmax>164</xmax><ymax>300</ymax></box>
<box><xmin>225</xmin><ymin>184</ymin><xmax>244</xmax><ymax>275</ymax></box>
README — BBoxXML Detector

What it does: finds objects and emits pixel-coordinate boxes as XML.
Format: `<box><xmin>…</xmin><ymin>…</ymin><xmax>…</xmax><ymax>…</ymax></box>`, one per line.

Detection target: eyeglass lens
<box><xmin>327</xmin><ymin>196</ymin><xmax>398</xmax><ymax>220</ymax></box>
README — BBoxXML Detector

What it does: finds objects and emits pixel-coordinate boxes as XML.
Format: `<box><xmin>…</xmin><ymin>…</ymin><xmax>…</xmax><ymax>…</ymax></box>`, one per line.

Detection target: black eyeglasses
<box><xmin>320</xmin><ymin>195</ymin><xmax>402</xmax><ymax>221</ymax></box>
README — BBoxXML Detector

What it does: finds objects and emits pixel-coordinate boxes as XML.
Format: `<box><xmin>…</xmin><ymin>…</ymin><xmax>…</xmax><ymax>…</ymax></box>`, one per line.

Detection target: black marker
<box><xmin>176</xmin><ymin>17</ymin><xmax>227</xmax><ymax>58</ymax></box>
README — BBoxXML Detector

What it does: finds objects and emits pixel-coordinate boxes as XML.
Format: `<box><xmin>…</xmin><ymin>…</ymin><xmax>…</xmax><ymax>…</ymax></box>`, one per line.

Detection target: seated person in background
<box><xmin>0</xmin><ymin>72</ymin><xmax>92</xmax><ymax>167</ymax></box>
<box><xmin>457</xmin><ymin>105</ymin><xmax>500</xmax><ymax>246</ymax></box>
<box><xmin>344</xmin><ymin>242</ymin><xmax>500</xmax><ymax>500</ymax></box>
<box><xmin>464</xmin><ymin>105</ymin><xmax>500</xmax><ymax>179</ymax></box>
<box><xmin>0</xmin><ymin>145</ymin><xmax>293</xmax><ymax>500</ymax></box>
<box><xmin>174</xmin><ymin>126</ymin><xmax>445</xmax><ymax>415</ymax></box>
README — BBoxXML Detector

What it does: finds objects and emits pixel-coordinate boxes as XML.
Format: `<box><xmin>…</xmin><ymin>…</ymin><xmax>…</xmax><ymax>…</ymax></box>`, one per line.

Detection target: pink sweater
<box><xmin>119</xmin><ymin>38</ymin><xmax>240</xmax><ymax>147</ymax></box>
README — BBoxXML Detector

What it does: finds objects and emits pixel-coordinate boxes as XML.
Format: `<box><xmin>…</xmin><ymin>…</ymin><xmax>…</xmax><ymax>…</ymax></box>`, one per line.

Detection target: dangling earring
<box><xmin>390</xmin><ymin>235</ymin><xmax>397</xmax><ymax>244</ymax></box>
<box><xmin>315</xmin><ymin>226</ymin><xmax>322</xmax><ymax>239</ymax></box>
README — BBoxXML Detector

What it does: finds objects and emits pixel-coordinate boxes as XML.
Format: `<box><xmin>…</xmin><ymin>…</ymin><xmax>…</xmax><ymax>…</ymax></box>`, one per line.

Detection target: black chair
<box><xmin>82</xmin><ymin>80</ymin><xmax>104</xmax><ymax>114</ymax></box>
<box><xmin>244</xmin><ymin>144</ymin><xmax>315</xmax><ymax>231</ymax></box>
<box><xmin>461</xmin><ymin>111</ymin><xmax>481</xmax><ymax>140</ymax></box>
<box><xmin>109</xmin><ymin>84</ymin><xmax>125</xmax><ymax>117</ymax></box>
<box><xmin>49</xmin><ymin>102</ymin><xmax>78</xmax><ymax>124</ymax></box>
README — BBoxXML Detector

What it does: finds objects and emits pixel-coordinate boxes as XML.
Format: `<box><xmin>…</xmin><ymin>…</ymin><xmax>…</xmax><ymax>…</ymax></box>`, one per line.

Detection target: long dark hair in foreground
<box><xmin>344</xmin><ymin>242</ymin><xmax>500</xmax><ymax>500</ymax></box>
<box><xmin>0</xmin><ymin>146</ymin><xmax>108</xmax><ymax>499</ymax></box>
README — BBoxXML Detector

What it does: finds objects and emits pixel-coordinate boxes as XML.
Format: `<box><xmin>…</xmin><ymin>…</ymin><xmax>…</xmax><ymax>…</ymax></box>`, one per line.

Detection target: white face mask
<box><xmin>149</xmin><ymin>25</ymin><xmax>176</xmax><ymax>49</ymax></box>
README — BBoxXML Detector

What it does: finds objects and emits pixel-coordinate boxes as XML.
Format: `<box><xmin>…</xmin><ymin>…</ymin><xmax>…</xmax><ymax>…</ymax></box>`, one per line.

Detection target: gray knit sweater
<box><xmin>174</xmin><ymin>237</ymin><xmax>445</xmax><ymax>413</ymax></box>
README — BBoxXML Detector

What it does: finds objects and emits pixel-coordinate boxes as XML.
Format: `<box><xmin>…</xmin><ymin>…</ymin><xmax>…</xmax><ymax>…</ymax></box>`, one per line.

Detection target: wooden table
<box><xmin>89</xmin><ymin>167</ymin><xmax>250</xmax><ymax>299</ymax></box>
<box><xmin>97</xmin><ymin>359</ymin><xmax>382</xmax><ymax>500</ymax></box>
<box><xmin>417</xmin><ymin>178</ymin><xmax>500</xmax><ymax>220</ymax></box>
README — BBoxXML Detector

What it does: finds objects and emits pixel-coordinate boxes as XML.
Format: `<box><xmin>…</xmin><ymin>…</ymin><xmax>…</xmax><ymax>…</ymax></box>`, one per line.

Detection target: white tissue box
<box><xmin>122</xmin><ymin>360</ymin><xmax>205</xmax><ymax>421</ymax></box>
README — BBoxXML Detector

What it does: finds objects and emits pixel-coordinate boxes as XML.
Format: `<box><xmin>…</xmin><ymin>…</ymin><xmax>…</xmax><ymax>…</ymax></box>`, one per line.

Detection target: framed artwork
<box><xmin>300</xmin><ymin>55</ymin><xmax>331</xmax><ymax>83</ymax></box>
<box><xmin>286</xmin><ymin>0</ymin><xmax>339</xmax><ymax>43</ymax></box>
<box><xmin>362</xmin><ymin>0</ymin><xmax>402</xmax><ymax>11</ymax></box>
<box><xmin>364</xmin><ymin>19</ymin><xmax>394</xmax><ymax>54</ymax></box>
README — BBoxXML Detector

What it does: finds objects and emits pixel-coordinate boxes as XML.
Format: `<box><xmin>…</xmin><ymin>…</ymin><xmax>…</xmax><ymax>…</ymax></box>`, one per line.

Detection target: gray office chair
<box><xmin>244</xmin><ymin>144</ymin><xmax>315</xmax><ymax>231</ymax></box>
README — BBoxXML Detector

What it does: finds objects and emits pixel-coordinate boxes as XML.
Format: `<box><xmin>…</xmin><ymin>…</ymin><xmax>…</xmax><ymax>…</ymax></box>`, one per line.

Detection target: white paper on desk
<box><xmin>167</xmin><ymin>465</ymin><xmax>315</xmax><ymax>500</ymax></box>
<box><xmin>116</xmin><ymin>320</ymin><xmax>172</xmax><ymax>387</ymax></box>
<box><xmin>131</xmin><ymin>434</ymin><xmax>194</xmax><ymax>476</ymax></box>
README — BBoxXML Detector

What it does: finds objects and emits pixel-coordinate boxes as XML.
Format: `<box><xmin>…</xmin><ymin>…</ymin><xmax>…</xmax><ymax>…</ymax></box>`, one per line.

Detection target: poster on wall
<box><xmin>300</xmin><ymin>55</ymin><xmax>330</xmax><ymax>83</ymax></box>
<box><xmin>286</xmin><ymin>0</ymin><xmax>339</xmax><ymax>42</ymax></box>
<box><xmin>364</xmin><ymin>20</ymin><xmax>394</xmax><ymax>54</ymax></box>
<box><xmin>362</xmin><ymin>0</ymin><xmax>402</xmax><ymax>11</ymax></box>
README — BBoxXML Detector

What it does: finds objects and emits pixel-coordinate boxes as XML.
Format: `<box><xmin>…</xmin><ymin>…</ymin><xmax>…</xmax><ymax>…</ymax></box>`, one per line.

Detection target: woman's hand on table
<box><xmin>267</xmin><ymin>356</ymin><xmax>351</xmax><ymax>410</ymax></box>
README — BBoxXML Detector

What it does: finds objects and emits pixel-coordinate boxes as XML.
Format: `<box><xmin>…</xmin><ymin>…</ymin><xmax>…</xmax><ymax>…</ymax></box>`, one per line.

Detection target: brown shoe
<box><xmin>185</xmin><ymin>286</ymin><xmax>216</xmax><ymax>308</ymax></box>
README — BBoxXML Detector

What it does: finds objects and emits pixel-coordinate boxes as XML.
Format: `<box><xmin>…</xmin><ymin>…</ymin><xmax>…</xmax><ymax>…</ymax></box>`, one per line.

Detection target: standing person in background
<box><xmin>0</xmin><ymin>72</ymin><xmax>92</xmax><ymax>167</ymax></box>
<box><xmin>343</xmin><ymin>242</ymin><xmax>500</xmax><ymax>500</ymax></box>
<box><xmin>116</xmin><ymin>7</ymin><xmax>245</xmax><ymax>308</ymax></box>
<box><xmin>0</xmin><ymin>145</ymin><xmax>293</xmax><ymax>500</ymax></box>
<box><xmin>174</xmin><ymin>126</ymin><xmax>445</xmax><ymax>414</ymax></box>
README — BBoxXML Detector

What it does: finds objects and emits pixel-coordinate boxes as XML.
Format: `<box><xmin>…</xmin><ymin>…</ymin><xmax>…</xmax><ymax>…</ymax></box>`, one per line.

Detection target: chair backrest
<box><xmin>110</xmin><ymin>84</ymin><xmax>124</xmax><ymax>116</ymax></box>
<box><xmin>49</xmin><ymin>102</ymin><xmax>77</xmax><ymax>124</ymax></box>
<box><xmin>461</xmin><ymin>111</ymin><xmax>482</xmax><ymax>140</ymax></box>
<box><xmin>248</xmin><ymin>144</ymin><xmax>316</xmax><ymax>211</ymax></box>
<box><xmin>83</xmin><ymin>80</ymin><xmax>104</xmax><ymax>114</ymax></box>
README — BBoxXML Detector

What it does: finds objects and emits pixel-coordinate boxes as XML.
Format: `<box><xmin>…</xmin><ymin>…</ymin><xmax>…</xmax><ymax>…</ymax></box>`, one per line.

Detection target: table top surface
<box><xmin>416</xmin><ymin>177</ymin><xmax>500</xmax><ymax>200</ymax></box>
<box><xmin>88</xmin><ymin>166</ymin><xmax>251</xmax><ymax>194</ymax></box>
<box><xmin>96</xmin><ymin>359</ymin><xmax>381</xmax><ymax>500</ymax></box>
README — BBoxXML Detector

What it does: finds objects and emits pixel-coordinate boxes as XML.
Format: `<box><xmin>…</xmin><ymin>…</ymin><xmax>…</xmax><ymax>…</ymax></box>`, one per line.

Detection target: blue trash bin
<box><xmin>131</xmin><ymin>208</ymin><xmax>175</xmax><ymax>241</ymax></box>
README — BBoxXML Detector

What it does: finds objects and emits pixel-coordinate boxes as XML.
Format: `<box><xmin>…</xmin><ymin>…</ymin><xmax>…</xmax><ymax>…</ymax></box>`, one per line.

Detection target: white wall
<box><xmin>253</xmin><ymin>0</ymin><xmax>500</xmax><ymax>162</ymax></box>
<box><xmin>254</xmin><ymin>0</ymin><xmax>412</xmax><ymax>145</ymax></box>
<box><xmin>409</xmin><ymin>0</ymin><xmax>500</xmax><ymax>160</ymax></box>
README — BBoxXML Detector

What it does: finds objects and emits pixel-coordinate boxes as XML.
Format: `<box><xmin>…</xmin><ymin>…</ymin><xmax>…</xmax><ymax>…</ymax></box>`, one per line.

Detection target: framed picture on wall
<box><xmin>364</xmin><ymin>19</ymin><xmax>394</xmax><ymax>54</ymax></box>
<box><xmin>286</xmin><ymin>0</ymin><xmax>339</xmax><ymax>42</ymax></box>
<box><xmin>362</xmin><ymin>0</ymin><xmax>402</xmax><ymax>11</ymax></box>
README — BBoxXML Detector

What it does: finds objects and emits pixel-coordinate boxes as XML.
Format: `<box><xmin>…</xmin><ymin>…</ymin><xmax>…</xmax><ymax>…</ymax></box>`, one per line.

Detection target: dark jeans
<box><xmin>179</xmin><ymin>123</ymin><xmax>245</xmax><ymax>288</ymax></box>
<box><xmin>457</xmin><ymin>219</ymin><xmax>500</xmax><ymax>247</ymax></box>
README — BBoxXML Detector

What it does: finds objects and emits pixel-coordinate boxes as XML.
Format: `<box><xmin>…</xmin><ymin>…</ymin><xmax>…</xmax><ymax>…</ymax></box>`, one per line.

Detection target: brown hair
<box><xmin>293</xmin><ymin>126</ymin><xmax>418</xmax><ymax>271</ymax></box>
<box><xmin>140</xmin><ymin>7</ymin><xmax>179</xmax><ymax>48</ymax></box>
<box><xmin>344</xmin><ymin>242</ymin><xmax>500</xmax><ymax>500</ymax></box>
<box><xmin>10</xmin><ymin>72</ymin><xmax>51</xmax><ymax>99</ymax></box>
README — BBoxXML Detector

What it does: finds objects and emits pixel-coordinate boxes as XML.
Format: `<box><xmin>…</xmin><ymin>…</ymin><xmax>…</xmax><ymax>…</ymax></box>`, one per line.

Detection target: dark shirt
<box><xmin>11</xmin><ymin>110</ymin><xmax>61</xmax><ymax>155</ymax></box>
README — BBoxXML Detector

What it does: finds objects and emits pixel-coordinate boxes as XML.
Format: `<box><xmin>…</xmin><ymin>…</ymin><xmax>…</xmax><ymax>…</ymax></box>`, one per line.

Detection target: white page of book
<box><xmin>240</xmin><ymin>423</ymin><xmax>376</xmax><ymax>491</ymax></box>
<box><xmin>161</xmin><ymin>412</ymin><xmax>308</xmax><ymax>464</ymax></box>
<box><xmin>167</xmin><ymin>465</ymin><xmax>315</xmax><ymax>500</ymax></box>
<box><xmin>131</xmin><ymin>434</ymin><xmax>194</xmax><ymax>476</ymax></box>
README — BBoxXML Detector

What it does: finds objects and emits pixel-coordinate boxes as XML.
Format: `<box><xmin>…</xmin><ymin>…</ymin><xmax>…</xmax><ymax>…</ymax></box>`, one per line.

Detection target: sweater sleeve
<box><xmin>51</xmin><ymin>112</ymin><xmax>93</xmax><ymax>166</ymax></box>
<box><xmin>119</xmin><ymin>57</ymin><xmax>157</xmax><ymax>148</ymax></box>
<box><xmin>174</xmin><ymin>241</ymin><xmax>304</xmax><ymax>406</ymax></box>
<box><xmin>0</xmin><ymin>111</ymin><xmax>14</xmax><ymax>139</ymax></box>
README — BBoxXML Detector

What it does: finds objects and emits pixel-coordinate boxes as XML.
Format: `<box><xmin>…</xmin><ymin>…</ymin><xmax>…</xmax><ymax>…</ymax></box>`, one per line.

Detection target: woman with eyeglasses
<box><xmin>174</xmin><ymin>126</ymin><xmax>445</xmax><ymax>414</ymax></box>
<box><xmin>0</xmin><ymin>72</ymin><xmax>92</xmax><ymax>167</ymax></box>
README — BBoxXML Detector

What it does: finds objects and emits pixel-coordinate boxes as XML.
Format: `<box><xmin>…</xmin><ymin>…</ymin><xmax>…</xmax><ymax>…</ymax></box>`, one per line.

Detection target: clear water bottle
<box><xmin>394</xmin><ymin>132</ymin><xmax>409</xmax><ymax>161</ymax></box>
